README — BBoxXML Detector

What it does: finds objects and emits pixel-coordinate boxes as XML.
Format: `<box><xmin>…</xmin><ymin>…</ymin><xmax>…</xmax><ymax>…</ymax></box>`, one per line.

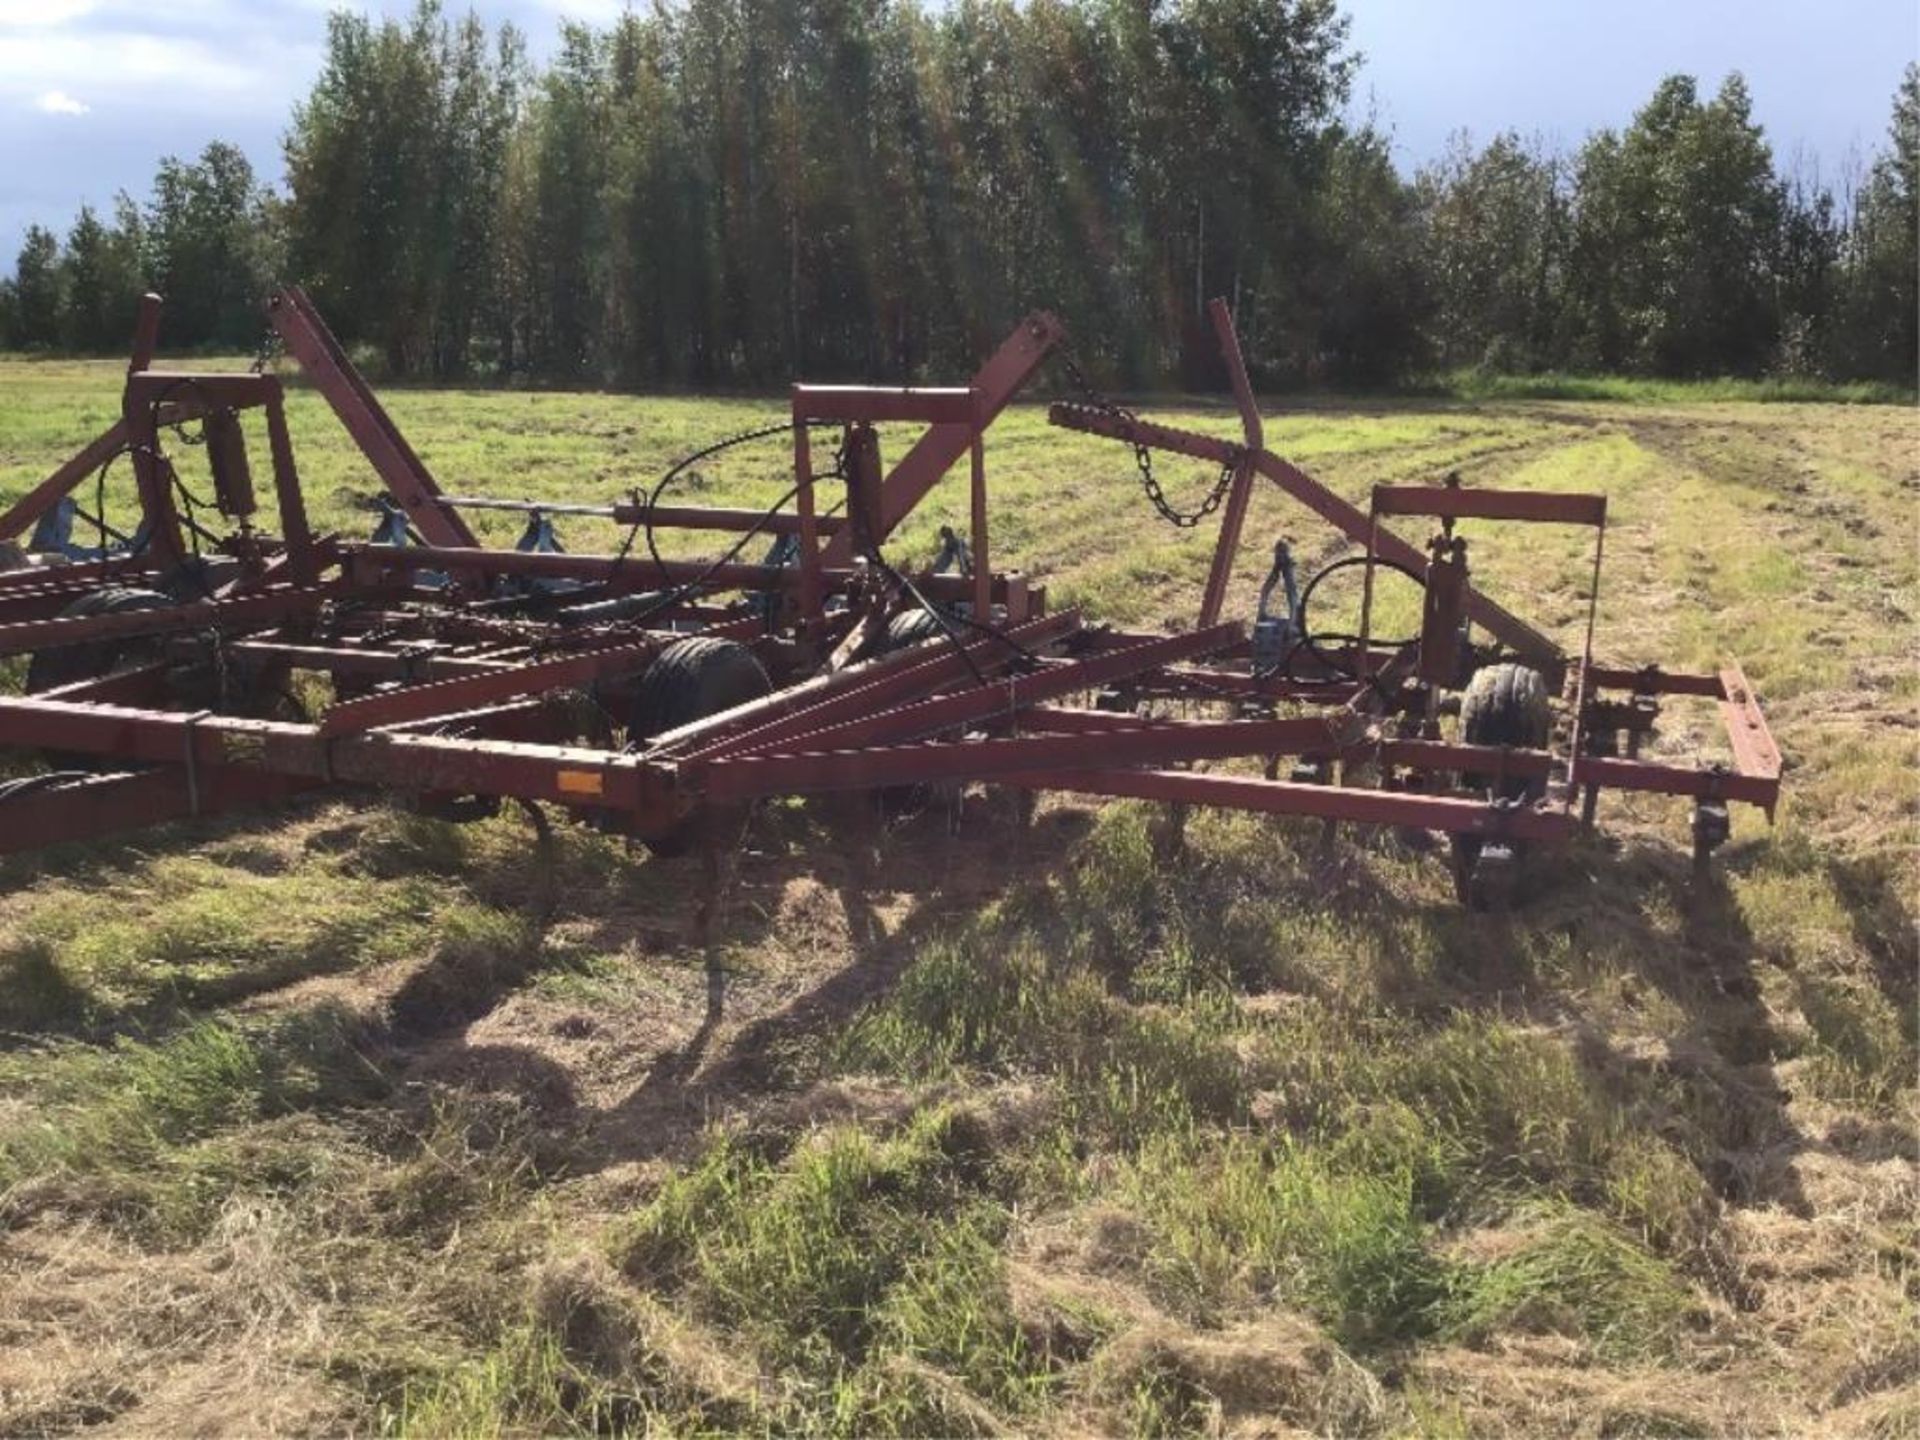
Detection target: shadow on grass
<box><xmin>565</xmin><ymin>797</ymin><xmax>1094</xmax><ymax>1170</ymax></box>
<box><xmin>13</xmin><ymin>769</ymin><xmax>1902</xmax><ymax>1238</ymax></box>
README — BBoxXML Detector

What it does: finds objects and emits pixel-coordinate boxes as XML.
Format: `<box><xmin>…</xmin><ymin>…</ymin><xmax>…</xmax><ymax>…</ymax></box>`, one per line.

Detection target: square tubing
<box><xmin>266</xmin><ymin>286</ymin><xmax>479</xmax><ymax>551</ymax></box>
<box><xmin>722</xmin><ymin>623</ymin><xmax>1241</xmax><ymax>757</ymax></box>
<box><xmin>969</xmin><ymin>401</ymin><xmax>991</xmax><ymax>623</ymax></box>
<box><xmin>0</xmin><ymin>590</ymin><xmax>320</xmax><ymax>659</ymax></box>
<box><xmin>996</xmin><ymin>766</ymin><xmax>1578</xmax><ymax>841</ymax></box>
<box><xmin>820</xmin><ymin>313</ymin><xmax>1066</xmax><ymax>565</ymax></box>
<box><xmin>315</xmin><ymin>637</ymin><xmax>661</xmax><ymax>735</ymax></box>
<box><xmin>263</xmin><ymin>387</ymin><xmax>319</xmax><ymax>587</ymax></box>
<box><xmin>695</xmin><ymin>713</ymin><xmax>1356</xmax><ymax>802</ymax></box>
<box><xmin>792</xmin><ymin>408</ymin><xmax>824</xmax><ymax>642</ymax></box>
<box><xmin>0</xmin><ymin>766</ymin><xmax>312</xmax><ymax>853</ymax></box>
<box><xmin>670</xmin><ymin>610</ymin><xmax>1084</xmax><ymax>760</ymax></box>
<box><xmin>1198</xmin><ymin>297</ymin><xmax>1263</xmax><ymax>628</ymax></box>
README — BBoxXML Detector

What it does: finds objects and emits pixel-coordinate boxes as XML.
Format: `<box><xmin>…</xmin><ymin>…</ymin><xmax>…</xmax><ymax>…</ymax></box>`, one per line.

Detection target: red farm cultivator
<box><xmin>0</xmin><ymin>291</ymin><xmax>1781</xmax><ymax>906</ymax></box>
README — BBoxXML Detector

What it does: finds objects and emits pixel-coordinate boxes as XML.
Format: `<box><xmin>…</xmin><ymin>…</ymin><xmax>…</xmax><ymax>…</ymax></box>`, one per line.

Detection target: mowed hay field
<box><xmin>0</xmin><ymin>356</ymin><xmax>1915</xmax><ymax>1438</ymax></box>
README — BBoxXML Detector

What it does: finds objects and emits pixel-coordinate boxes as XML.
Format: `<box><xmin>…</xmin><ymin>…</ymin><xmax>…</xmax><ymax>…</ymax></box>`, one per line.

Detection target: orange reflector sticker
<box><xmin>556</xmin><ymin>770</ymin><xmax>604</xmax><ymax>797</ymax></box>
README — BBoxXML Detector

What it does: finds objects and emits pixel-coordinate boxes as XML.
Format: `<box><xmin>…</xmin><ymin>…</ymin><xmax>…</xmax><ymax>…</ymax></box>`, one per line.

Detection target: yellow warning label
<box><xmin>221</xmin><ymin>732</ymin><xmax>268</xmax><ymax>766</ymax></box>
<box><xmin>556</xmin><ymin>769</ymin><xmax>604</xmax><ymax>798</ymax></box>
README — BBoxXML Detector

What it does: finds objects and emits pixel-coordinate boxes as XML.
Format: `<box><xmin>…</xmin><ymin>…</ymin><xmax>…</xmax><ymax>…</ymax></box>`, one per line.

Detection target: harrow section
<box><xmin>0</xmin><ymin>289</ymin><xmax>1781</xmax><ymax>905</ymax></box>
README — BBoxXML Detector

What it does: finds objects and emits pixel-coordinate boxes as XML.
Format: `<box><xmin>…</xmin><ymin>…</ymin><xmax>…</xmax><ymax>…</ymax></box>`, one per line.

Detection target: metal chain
<box><xmin>250</xmin><ymin>324</ymin><xmax>284</xmax><ymax>375</ymax></box>
<box><xmin>1056</xmin><ymin>346</ymin><xmax>1237</xmax><ymax>529</ymax></box>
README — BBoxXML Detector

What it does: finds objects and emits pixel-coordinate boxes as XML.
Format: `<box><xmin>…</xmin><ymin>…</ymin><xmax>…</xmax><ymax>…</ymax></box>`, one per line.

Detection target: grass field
<box><xmin>0</xmin><ymin>355</ymin><xmax>1915</xmax><ymax>1437</ymax></box>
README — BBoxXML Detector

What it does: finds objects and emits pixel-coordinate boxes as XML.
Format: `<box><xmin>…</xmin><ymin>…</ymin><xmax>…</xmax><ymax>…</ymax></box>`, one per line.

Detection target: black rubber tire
<box><xmin>25</xmin><ymin>586</ymin><xmax>176</xmax><ymax>695</ymax></box>
<box><xmin>882</xmin><ymin>607</ymin><xmax>947</xmax><ymax>652</ymax></box>
<box><xmin>1459</xmin><ymin>662</ymin><xmax>1551</xmax><ymax>801</ymax></box>
<box><xmin>852</xmin><ymin>605</ymin><xmax>948</xmax><ymax>663</ymax></box>
<box><xmin>630</xmin><ymin>636</ymin><xmax>772</xmax><ymax>856</ymax></box>
<box><xmin>1452</xmin><ymin>661</ymin><xmax>1550</xmax><ymax>908</ymax></box>
<box><xmin>160</xmin><ymin>556</ymin><xmax>243</xmax><ymax>601</ymax></box>
<box><xmin>630</xmin><ymin>636</ymin><xmax>772</xmax><ymax>745</ymax></box>
<box><xmin>863</xmin><ymin>606</ymin><xmax>959</xmax><ymax>810</ymax></box>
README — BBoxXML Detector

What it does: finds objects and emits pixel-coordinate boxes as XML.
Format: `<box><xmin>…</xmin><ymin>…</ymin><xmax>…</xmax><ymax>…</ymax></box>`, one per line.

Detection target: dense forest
<box><xmin>1</xmin><ymin>0</ymin><xmax>1914</xmax><ymax>388</ymax></box>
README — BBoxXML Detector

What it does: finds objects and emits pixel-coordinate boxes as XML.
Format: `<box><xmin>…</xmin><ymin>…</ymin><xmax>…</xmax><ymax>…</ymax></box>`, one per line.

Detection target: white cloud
<box><xmin>0</xmin><ymin>28</ymin><xmax>295</xmax><ymax>110</ymax></box>
<box><xmin>531</xmin><ymin>0</ymin><xmax>627</xmax><ymax>21</ymax></box>
<box><xmin>35</xmin><ymin>89</ymin><xmax>89</xmax><ymax>115</ymax></box>
<box><xmin>0</xmin><ymin>0</ymin><xmax>96</xmax><ymax>27</ymax></box>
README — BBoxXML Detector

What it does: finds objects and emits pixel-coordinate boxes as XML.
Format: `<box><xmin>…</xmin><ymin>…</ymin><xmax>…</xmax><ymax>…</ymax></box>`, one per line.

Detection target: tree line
<box><xmin>1</xmin><ymin>0</ymin><xmax>1913</xmax><ymax>390</ymax></box>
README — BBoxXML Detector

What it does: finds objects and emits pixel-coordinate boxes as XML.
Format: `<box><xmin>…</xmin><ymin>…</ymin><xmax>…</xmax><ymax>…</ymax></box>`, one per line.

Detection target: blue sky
<box><xmin>2</xmin><ymin>0</ymin><xmax>1915</xmax><ymax>262</ymax></box>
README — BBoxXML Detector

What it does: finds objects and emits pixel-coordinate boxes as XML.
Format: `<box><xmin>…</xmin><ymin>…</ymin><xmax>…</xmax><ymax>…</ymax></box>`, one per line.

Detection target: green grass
<box><xmin>0</xmin><ymin>358</ymin><xmax>1914</xmax><ymax>1436</ymax></box>
<box><xmin>1430</xmin><ymin>368</ymin><xmax>1916</xmax><ymax>406</ymax></box>
<box><xmin>1438</xmin><ymin>1206</ymin><xmax>1704</xmax><ymax>1362</ymax></box>
<box><xmin>0</xmin><ymin>1005</ymin><xmax>386</xmax><ymax>1239</ymax></box>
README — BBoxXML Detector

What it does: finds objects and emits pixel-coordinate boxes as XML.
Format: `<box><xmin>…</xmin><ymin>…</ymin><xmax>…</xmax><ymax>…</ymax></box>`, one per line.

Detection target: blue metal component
<box><xmin>932</xmin><ymin>524</ymin><xmax>972</xmax><ymax>577</ymax></box>
<box><xmin>1251</xmin><ymin>538</ymin><xmax>1300</xmax><ymax>672</ymax></box>
<box><xmin>369</xmin><ymin>496</ymin><xmax>413</xmax><ymax>548</ymax></box>
<box><xmin>498</xmin><ymin>508</ymin><xmax>590</xmax><ymax>597</ymax></box>
<box><xmin>750</xmin><ymin>532</ymin><xmax>801</xmax><ymax>629</ymax></box>
<box><xmin>28</xmin><ymin>495</ymin><xmax>151</xmax><ymax>563</ymax></box>
<box><xmin>515</xmin><ymin>510</ymin><xmax>565</xmax><ymax>555</ymax></box>
<box><xmin>369</xmin><ymin>495</ymin><xmax>447</xmax><ymax>588</ymax></box>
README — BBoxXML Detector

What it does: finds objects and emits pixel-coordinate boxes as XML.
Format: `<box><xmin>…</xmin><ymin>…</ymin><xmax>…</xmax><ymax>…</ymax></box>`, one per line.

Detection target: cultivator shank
<box><xmin>0</xmin><ymin>288</ymin><xmax>1780</xmax><ymax>904</ymax></box>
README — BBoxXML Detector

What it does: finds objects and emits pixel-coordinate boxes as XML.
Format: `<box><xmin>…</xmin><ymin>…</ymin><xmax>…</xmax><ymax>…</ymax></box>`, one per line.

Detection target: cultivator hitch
<box><xmin>0</xmin><ymin>287</ymin><xmax>1780</xmax><ymax>906</ymax></box>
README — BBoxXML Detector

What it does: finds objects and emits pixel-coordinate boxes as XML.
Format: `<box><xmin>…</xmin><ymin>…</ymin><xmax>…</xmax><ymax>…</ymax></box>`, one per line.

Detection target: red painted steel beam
<box><xmin>266</xmin><ymin>286</ymin><xmax>479</xmax><ymax>551</ymax></box>
<box><xmin>207</xmin><ymin>640</ymin><xmax>518</xmax><ymax>682</ymax></box>
<box><xmin>607</xmin><ymin>502</ymin><xmax>849</xmax><ymax>536</ymax></box>
<box><xmin>1717</xmin><ymin>662</ymin><xmax>1781</xmax><ymax>779</ymax></box>
<box><xmin>695</xmin><ymin>713</ymin><xmax>1355</xmax><ymax>802</ymax></box>
<box><xmin>1197</xmin><ymin>300</ymin><xmax>1263</xmax><ymax>628</ymax></box>
<box><xmin>728</xmin><ymin>623</ymin><xmax>1242</xmax><ymax>757</ymax></box>
<box><xmin>1585</xmin><ymin>666</ymin><xmax>1723</xmax><ymax>697</ymax></box>
<box><xmin>128</xmin><ymin>292</ymin><xmax>162</xmax><ymax>366</ymax></box>
<box><xmin>1213</xmin><ymin>299</ymin><xmax>1265</xmax><ymax>453</ymax></box>
<box><xmin>1049</xmin><ymin>404</ymin><xmax>1240</xmax><ymax>465</ymax></box>
<box><xmin>341</xmin><ymin>541</ymin><xmax>1035</xmax><ymax>609</ymax></box>
<box><xmin>820</xmin><ymin>313</ymin><xmax>1066</xmax><ymax>565</ymax></box>
<box><xmin>316</xmin><ymin>638</ymin><xmax>660</xmax><ymax>735</ymax></box>
<box><xmin>673</xmin><ymin>611</ymin><xmax>1082</xmax><ymax>760</ymax></box>
<box><xmin>0</xmin><ymin>696</ymin><xmax>662</xmax><ymax>812</ymax></box>
<box><xmin>0</xmin><ymin>575</ymin><xmax>136</xmax><ymax>623</ymax></box>
<box><xmin>1358</xmin><ymin>735</ymin><xmax>1555</xmax><ymax>779</ymax></box>
<box><xmin>32</xmin><ymin>661</ymin><xmax>172</xmax><ymax>706</ymax></box>
<box><xmin>792</xmin><ymin>387</ymin><xmax>980</xmax><ymax>426</ymax></box>
<box><xmin>126</xmin><ymin>371</ymin><xmax>280</xmax><ymax>410</ymax></box>
<box><xmin>1372</xmin><ymin>485</ymin><xmax>1606</xmax><ymax>527</ymax></box>
<box><xmin>379</xmin><ymin>696</ymin><xmax>569</xmax><ymax>739</ymax></box>
<box><xmin>1019</xmin><ymin>709</ymin><xmax>1564</xmax><ymax>782</ymax></box>
<box><xmin>1572</xmin><ymin>755</ymin><xmax>1779</xmax><ymax>810</ymax></box>
<box><xmin>0</xmin><ymin>590</ymin><xmax>320</xmax><ymax>659</ymax></box>
<box><xmin>998</xmin><ymin>766</ymin><xmax>1578</xmax><ymax>840</ymax></box>
<box><xmin>0</xmin><ymin>766</ymin><xmax>313</xmax><ymax>853</ymax></box>
<box><xmin>0</xmin><ymin>561</ymin><xmax>126</xmax><ymax>596</ymax></box>
<box><xmin>343</xmin><ymin>542</ymin><xmax>786</xmax><ymax>592</ymax></box>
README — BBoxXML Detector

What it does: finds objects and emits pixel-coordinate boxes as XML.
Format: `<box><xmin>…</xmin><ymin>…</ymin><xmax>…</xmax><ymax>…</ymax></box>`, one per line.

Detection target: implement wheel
<box><xmin>25</xmin><ymin>585</ymin><xmax>176</xmax><ymax>695</ymax></box>
<box><xmin>25</xmin><ymin>585</ymin><xmax>179</xmax><ymax>772</ymax></box>
<box><xmin>1452</xmin><ymin>662</ymin><xmax>1551</xmax><ymax>908</ymax></box>
<box><xmin>630</xmin><ymin>636</ymin><xmax>771</xmax><ymax>856</ymax></box>
<box><xmin>1459</xmin><ymin>661</ymin><xmax>1551</xmax><ymax>796</ymax></box>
